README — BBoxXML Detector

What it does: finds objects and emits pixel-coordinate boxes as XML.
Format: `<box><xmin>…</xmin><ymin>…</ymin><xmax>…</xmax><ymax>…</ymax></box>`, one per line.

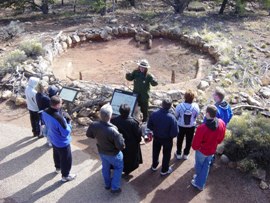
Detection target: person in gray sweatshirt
<box><xmin>25</xmin><ymin>77</ymin><xmax>40</xmax><ymax>137</ymax></box>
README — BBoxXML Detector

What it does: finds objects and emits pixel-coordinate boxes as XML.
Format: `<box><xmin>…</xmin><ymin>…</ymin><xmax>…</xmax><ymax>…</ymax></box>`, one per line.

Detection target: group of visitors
<box><xmin>25</xmin><ymin>77</ymin><xmax>76</xmax><ymax>182</ymax></box>
<box><xmin>24</xmin><ymin>59</ymin><xmax>233</xmax><ymax>194</ymax></box>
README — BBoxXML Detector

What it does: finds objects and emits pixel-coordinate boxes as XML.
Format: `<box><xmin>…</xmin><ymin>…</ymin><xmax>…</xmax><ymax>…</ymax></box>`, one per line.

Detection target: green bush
<box><xmin>4</xmin><ymin>49</ymin><xmax>27</xmax><ymax>68</ymax></box>
<box><xmin>224</xmin><ymin>112</ymin><xmax>270</xmax><ymax>171</ymax></box>
<box><xmin>19</xmin><ymin>40</ymin><xmax>44</xmax><ymax>58</ymax></box>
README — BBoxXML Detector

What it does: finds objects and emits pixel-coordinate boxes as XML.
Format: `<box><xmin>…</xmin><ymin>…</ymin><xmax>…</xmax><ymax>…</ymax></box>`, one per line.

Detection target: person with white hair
<box><xmin>25</xmin><ymin>77</ymin><xmax>40</xmax><ymax>137</ymax></box>
<box><xmin>126</xmin><ymin>59</ymin><xmax>158</xmax><ymax>122</ymax></box>
<box><xmin>86</xmin><ymin>103</ymin><xmax>125</xmax><ymax>194</ymax></box>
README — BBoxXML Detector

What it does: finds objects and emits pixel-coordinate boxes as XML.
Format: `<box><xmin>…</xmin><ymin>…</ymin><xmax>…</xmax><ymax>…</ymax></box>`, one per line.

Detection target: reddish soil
<box><xmin>51</xmin><ymin>38</ymin><xmax>213</xmax><ymax>85</ymax></box>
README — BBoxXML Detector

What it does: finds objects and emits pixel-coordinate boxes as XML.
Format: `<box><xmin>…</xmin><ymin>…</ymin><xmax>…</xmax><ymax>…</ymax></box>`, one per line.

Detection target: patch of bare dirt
<box><xmin>51</xmin><ymin>38</ymin><xmax>213</xmax><ymax>85</ymax></box>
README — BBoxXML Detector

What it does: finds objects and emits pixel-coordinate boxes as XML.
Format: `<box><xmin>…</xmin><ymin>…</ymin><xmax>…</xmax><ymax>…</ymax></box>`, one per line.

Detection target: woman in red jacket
<box><xmin>191</xmin><ymin>105</ymin><xmax>226</xmax><ymax>190</ymax></box>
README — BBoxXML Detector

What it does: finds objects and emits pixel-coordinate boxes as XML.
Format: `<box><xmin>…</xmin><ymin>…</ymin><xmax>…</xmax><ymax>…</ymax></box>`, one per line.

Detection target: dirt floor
<box><xmin>0</xmin><ymin>101</ymin><xmax>269</xmax><ymax>203</ymax></box>
<box><xmin>51</xmin><ymin>38</ymin><xmax>213</xmax><ymax>85</ymax></box>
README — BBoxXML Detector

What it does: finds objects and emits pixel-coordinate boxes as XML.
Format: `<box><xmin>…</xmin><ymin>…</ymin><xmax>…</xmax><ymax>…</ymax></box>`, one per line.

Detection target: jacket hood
<box><xmin>205</xmin><ymin>118</ymin><xmax>219</xmax><ymax>131</ymax></box>
<box><xmin>216</xmin><ymin>101</ymin><xmax>230</xmax><ymax>109</ymax></box>
<box><xmin>27</xmin><ymin>77</ymin><xmax>40</xmax><ymax>89</ymax></box>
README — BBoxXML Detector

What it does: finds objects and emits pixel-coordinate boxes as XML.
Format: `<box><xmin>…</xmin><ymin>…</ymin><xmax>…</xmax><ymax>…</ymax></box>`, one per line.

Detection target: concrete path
<box><xmin>0</xmin><ymin>123</ymin><xmax>140</xmax><ymax>203</ymax></box>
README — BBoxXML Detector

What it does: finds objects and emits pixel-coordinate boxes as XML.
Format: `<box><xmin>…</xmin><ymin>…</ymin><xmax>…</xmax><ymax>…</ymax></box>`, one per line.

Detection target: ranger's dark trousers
<box><xmin>152</xmin><ymin>137</ymin><xmax>173</xmax><ymax>173</ymax></box>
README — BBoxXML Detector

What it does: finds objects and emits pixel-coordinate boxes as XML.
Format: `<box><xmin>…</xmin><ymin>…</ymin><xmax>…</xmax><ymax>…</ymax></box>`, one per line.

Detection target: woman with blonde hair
<box><xmin>36</xmin><ymin>80</ymin><xmax>51</xmax><ymax>145</ymax></box>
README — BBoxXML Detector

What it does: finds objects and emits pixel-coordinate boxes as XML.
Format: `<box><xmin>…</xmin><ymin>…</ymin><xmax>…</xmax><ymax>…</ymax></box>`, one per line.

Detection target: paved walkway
<box><xmin>0</xmin><ymin>123</ymin><xmax>140</xmax><ymax>203</ymax></box>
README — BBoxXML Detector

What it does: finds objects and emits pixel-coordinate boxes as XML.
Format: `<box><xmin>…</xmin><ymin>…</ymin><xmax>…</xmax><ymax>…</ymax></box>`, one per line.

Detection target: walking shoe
<box><xmin>192</xmin><ymin>174</ymin><xmax>197</xmax><ymax>180</ymax></box>
<box><xmin>55</xmin><ymin>168</ymin><xmax>61</xmax><ymax>174</ymax></box>
<box><xmin>151</xmin><ymin>165</ymin><xmax>158</xmax><ymax>172</ymax></box>
<box><xmin>191</xmin><ymin>179</ymin><xmax>203</xmax><ymax>191</ymax></box>
<box><xmin>111</xmin><ymin>188</ymin><xmax>122</xmax><ymax>194</ymax></box>
<box><xmin>160</xmin><ymin>167</ymin><xmax>173</xmax><ymax>176</ymax></box>
<box><xmin>183</xmin><ymin>155</ymin><xmax>189</xmax><ymax>160</ymax></box>
<box><xmin>61</xmin><ymin>174</ymin><xmax>77</xmax><ymax>182</ymax></box>
<box><xmin>175</xmin><ymin>152</ymin><xmax>182</xmax><ymax>160</ymax></box>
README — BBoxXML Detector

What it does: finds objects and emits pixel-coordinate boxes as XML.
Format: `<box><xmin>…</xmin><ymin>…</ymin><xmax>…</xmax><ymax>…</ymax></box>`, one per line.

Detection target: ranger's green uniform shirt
<box><xmin>126</xmin><ymin>69</ymin><xmax>158</xmax><ymax>103</ymax></box>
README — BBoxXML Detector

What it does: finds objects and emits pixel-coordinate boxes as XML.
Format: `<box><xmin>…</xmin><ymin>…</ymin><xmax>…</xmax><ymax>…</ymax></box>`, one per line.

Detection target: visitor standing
<box><xmin>126</xmin><ymin>59</ymin><xmax>158</xmax><ymax>122</ymax></box>
<box><xmin>191</xmin><ymin>105</ymin><xmax>226</xmax><ymax>190</ymax></box>
<box><xmin>42</xmin><ymin>96</ymin><xmax>76</xmax><ymax>182</ymax></box>
<box><xmin>25</xmin><ymin>77</ymin><xmax>40</xmax><ymax>137</ymax></box>
<box><xmin>111</xmin><ymin>104</ymin><xmax>143</xmax><ymax>175</ymax></box>
<box><xmin>86</xmin><ymin>104</ymin><xmax>125</xmax><ymax>194</ymax></box>
<box><xmin>213</xmin><ymin>87</ymin><xmax>233</xmax><ymax>126</ymax></box>
<box><xmin>175</xmin><ymin>90</ymin><xmax>200</xmax><ymax>160</ymax></box>
<box><xmin>147</xmin><ymin>99</ymin><xmax>178</xmax><ymax>176</ymax></box>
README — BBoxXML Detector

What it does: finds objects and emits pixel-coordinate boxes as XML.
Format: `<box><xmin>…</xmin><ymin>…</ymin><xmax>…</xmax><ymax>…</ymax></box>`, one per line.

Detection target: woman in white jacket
<box><xmin>175</xmin><ymin>90</ymin><xmax>200</xmax><ymax>160</ymax></box>
<box><xmin>25</xmin><ymin>77</ymin><xmax>40</xmax><ymax>137</ymax></box>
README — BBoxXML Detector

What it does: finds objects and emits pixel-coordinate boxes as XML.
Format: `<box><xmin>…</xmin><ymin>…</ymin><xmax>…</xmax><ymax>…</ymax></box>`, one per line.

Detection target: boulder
<box><xmin>247</xmin><ymin>96</ymin><xmax>261</xmax><ymax>106</ymax></box>
<box><xmin>109</xmin><ymin>18</ymin><xmax>118</xmax><ymax>24</ymax></box>
<box><xmin>197</xmin><ymin>80</ymin><xmax>209</xmax><ymax>90</ymax></box>
<box><xmin>71</xmin><ymin>35</ymin><xmax>80</xmax><ymax>44</ymax></box>
<box><xmin>77</xmin><ymin>117</ymin><xmax>92</xmax><ymax>126</ymax></box>
<box><xmin>224</xmin><ymin>78</ymin><xmax>233</xmax><ymax>86</ymax></box>
<box><xmin>239</xmin><ymin>92</ymin><xmax>249</xmax><ymax>98</ymax></box>
<box><xmin>259</xmin><ymin>180</ymin><xmax>269</xmax><ymax>190</ymax></box>
<box><xmin>100</xmin><ymin>30</ymin><xmax>111</xmax><ymax>41</ymax></box>
<box><xmin>252</xmin><ymin>169</ymin><xmax>266</xmax><ymax>181</ymax></box>
<box><xmin>220</xmin><ymin>154</ymin><xmax>230</xmax><ymax>164</ymax></box>
<box><xmin>61</xmin><ymin>41</ymin><xmax>68</xmax><ymax>50</ymax></box>
<box><xmin>151</xmin><ymin>99</ymin><xmax>162</xmax><ymax>106</ymax></box>
<box><xmin>2</xmin><ymin>90</ymin><xmax>12</xmax><ymax>100</ymax></box>
<box><xmin>15</xmin><ymin>96</ymin><xmax>26</xmax><ymax>106</ymax></box>
<box><xmin>259</xmin><ymin>87</ymin><xmax>270</xmax><ymax>98</ymax></box>
<box><xmin>167</xmin><ymin>90</ymin><xmax>184</xmax><ymax>101</ymax></box>
<box><xmin>1</xmin><ymin>73</ymin><xmax>12</xmax><ymax>83</ymax></box>
<box><xmin>216</xmin><ymin>143</ymin><xmax>225</xmax><ymax>154</ymax></box>
<box><xmin>78</xmin><ymin>108</ymin><xmax>92</xmax><ymax>117</ymax></box>
<box><xmin>66</xmin><ymin>36</ymin><xmax>73</xmax><ymax>47</ymax></box>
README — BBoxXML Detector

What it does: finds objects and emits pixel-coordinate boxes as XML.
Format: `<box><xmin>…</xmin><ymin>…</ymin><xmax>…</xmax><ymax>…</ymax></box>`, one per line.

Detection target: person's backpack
<box><xmin>181</xmin><ymin>104</ymin><xmax>194</xmax><ymax>126</ymax></box>
<box><xmin>217</xmin><ymin>106</ymin><xmax>232</xmax><ymax>125</ymax></box>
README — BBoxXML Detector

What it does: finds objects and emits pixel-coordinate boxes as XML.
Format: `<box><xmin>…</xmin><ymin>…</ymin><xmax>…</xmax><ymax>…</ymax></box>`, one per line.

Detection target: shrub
<box><xmin>19</xmin><ymin>40</ymin><xmax>44</xmax><ymax>58</ymax></box>
<box><xmin>0</xmin><ymin>20</ymin><xmax>24</xmax><ymax>41</ymax></box>
<box><xmin>224</xmin><ymin>112</ymin><xmax>270</xmax><ymax>171</ymax></box>
<box><xmin>4</xmin><ymin>49</ymin><xmax>27</xmax><ymax>68</ymax></box>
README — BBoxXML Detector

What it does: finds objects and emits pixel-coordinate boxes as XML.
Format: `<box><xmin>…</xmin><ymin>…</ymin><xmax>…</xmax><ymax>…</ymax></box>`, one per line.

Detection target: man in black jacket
<box><xmin>86</xmin><ymin>104</ymin><xmax>125</xmax><ymax>194</ymax></box>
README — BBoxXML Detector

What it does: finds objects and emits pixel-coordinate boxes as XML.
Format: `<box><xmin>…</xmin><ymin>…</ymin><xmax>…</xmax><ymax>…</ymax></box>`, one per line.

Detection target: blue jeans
<box><xmin>194</xmin><ymin>150</ymin><xmax>214</xmax><ymax>189</ymax></box>
<box><xmin>99</xmin><ymin>151</ymin><xmax>123</xmax><ymax>190</ymax></box>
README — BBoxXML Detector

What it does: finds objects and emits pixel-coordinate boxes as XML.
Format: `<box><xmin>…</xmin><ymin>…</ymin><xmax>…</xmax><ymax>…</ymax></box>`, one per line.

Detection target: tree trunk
<box><xmin>219</xmin><ymin>0</ymin><xmax>228</xmax><ymax>14</ymax></box>
<box><xmin>173</xmin><ymin>0</ymin><xmax>192</xmax><ymax>14</ymax></box>
<box><xmin>62</xmin><ymin>0</ymin><xmax>64</xmax><ymax>6</ymax></box>
<box><xmin>41</xmin><ymin>0</ymin><xmax>49</xmax><ymax>14</ymax></box>
<box><xmin>128</xmin><ymin>0</ymin><xmax>136</xmax><ymax>7</ymax></box>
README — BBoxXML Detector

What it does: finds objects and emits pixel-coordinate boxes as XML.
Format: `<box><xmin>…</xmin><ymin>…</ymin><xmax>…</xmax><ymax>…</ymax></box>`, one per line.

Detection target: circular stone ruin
<box><xmin>49</xmin><ymin>26</ymin><xmax>217</xmax><ymax>87</ymax></box>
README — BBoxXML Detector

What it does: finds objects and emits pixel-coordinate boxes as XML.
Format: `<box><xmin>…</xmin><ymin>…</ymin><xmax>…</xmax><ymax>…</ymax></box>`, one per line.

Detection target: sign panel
<box><xmin>110</xmin><ymin>89</ymin><xmax>138</xmax><ymax>116</ymax></box>
<box><xmin>59</xmin><ymin>87</ymin><xmax>79</xmax><ymax>103</ymax></box>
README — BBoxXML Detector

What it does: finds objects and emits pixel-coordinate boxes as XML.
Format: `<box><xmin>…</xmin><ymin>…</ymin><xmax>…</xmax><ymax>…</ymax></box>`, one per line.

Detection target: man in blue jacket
<box><xmin>42</xmin><ymin>95</ymin><xmax>76</xmax><ymax>182</ymax></box>
<box><xmin>147</xmin><ymin>99</ymin><xmax>178</xmax><ymax>175</ymax></box>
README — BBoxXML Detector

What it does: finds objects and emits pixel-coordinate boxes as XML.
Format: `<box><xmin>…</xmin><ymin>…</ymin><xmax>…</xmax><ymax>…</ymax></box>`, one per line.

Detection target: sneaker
<box><xmin>191</xmin><ymin>179</ymin><xmax>203</xmax><ymax>191</ymax></box>
<box><xmin>61</xmin><ymin>174</ymin><xmax>77</xmax><ymax>182</ymax></box>
<box><xmin>175</xmin><ymin>152</ymin><xmax>182</xmax><ymax>160</ymax></box>
<box><xmin>193</xmin><ymin>174</ymin><xmax>197</xmax><ymax>180</ymax></box>
<box><xmin>151</xmin><ymin>166</ymin><xmax>158</xmax><ymax>172</ymax></box>
<box><xmin>160</xmin><ymin>167</ymin><xmax>173</xmax><ymax>176</ymax></box>
<box><xmin>55</xmin><ymin>168</ymin><xmax>61</xmax><ymax>174</ymax></box>
<box><xmin>183</xmin><ymin>155</ymin><xmax>189</xmax><ymax>160</ymax></box>
<box><xmin>111</xmin><ymin>188</ymin><xmax>122</xmax><ymax>194</ymax></box>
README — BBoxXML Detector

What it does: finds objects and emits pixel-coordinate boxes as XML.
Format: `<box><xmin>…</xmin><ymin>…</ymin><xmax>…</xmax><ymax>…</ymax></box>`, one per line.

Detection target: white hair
<box><xmin>100</xmin><ymin>103</ymin><xmax>113</xmax><ymax>122</ymax></box>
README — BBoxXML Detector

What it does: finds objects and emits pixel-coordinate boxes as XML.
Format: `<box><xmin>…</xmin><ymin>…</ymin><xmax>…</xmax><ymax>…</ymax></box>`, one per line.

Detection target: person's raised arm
<box><xmin>126</xmin><ymin>70</ymin><xmax>136</xmax><ymax>81</ymax></box>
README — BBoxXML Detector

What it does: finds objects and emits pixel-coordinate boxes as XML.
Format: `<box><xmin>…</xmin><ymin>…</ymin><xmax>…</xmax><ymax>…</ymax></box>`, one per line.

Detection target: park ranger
<box><xmin>126</xmin><ymin>59</ymin><xmax>158</xmax><ymax>122</ymax></box>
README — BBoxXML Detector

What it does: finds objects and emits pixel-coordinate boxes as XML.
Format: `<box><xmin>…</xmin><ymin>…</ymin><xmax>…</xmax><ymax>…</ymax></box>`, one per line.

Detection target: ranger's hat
<box><xmin>137</xmin><ymin>59</ymin><xmax>150</xmax><ymax>69</ymax></box>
